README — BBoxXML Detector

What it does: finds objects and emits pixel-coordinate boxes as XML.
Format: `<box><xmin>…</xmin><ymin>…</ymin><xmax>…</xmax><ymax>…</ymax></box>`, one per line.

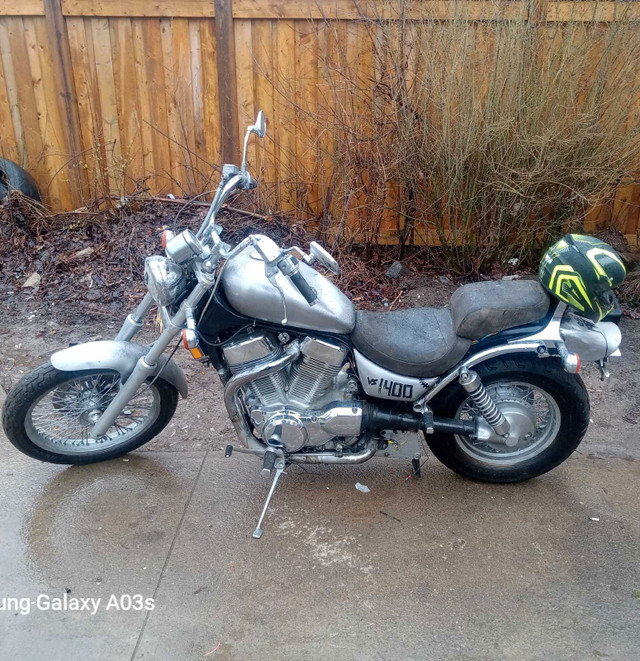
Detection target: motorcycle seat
<box><xmin>351</xmin><ymin>307</ymin><xmax>471</xmax><ymax>377</ymax></box>
<box><xmin>450</xmin><ymin>280</ymin><xmax>550</xmax><ymax>340</ymax></box>
<box><xmin>351</xmin><ymin>280</ymin><xmax>550</xmax><ymax>378</ymax></box>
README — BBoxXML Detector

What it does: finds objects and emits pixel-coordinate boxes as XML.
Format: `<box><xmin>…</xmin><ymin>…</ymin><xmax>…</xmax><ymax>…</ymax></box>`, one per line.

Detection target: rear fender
<box><xmin>50</xmin><ymin>341</ymin><xmax>188</xmax><ymax>398</ymax></box>
<box><xmin>418</xmin><ymin>302</ymin><xmax>621</xmax><ymax>406</ymax></box>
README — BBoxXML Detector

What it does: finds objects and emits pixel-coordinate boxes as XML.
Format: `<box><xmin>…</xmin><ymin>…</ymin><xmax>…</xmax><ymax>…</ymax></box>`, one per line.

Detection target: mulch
<box><xmin>0</xmin><ymin>192</ymin><xmax>408</xmax><ymax>324</ymax></box>
<box><xmin>1</xmin><ymin>191</ymin><xmax>638</xmax><ymax>324</ymax></box>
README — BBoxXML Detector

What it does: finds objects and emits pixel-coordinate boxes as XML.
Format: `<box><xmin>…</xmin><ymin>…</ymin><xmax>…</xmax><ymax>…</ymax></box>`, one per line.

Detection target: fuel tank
<box><xmin>221</xmin><ymin>238</ymin><xmax>355</xmax><ymax>334</ymax></box>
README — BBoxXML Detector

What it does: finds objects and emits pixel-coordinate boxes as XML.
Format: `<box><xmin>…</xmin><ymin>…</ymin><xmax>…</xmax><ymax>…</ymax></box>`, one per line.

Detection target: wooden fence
<box><xmin>0</xmin><ymin>0</ymin><xmax>639</xmax><ymax>245</ymax></box>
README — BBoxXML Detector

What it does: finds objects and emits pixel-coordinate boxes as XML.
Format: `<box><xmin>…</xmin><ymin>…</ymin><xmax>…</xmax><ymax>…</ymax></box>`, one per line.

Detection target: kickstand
<box><xmin>252</xmin><ymin>458</ymin><xmax>286</xmax><ymax>539</ymax></box>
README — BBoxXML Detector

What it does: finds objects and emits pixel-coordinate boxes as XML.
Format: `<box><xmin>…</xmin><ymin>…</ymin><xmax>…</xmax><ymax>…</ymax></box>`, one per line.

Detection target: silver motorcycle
<box><xmin>2</xmin><ymin>112</ymin><xmax>622</xmax><ymax>538</ymax></box>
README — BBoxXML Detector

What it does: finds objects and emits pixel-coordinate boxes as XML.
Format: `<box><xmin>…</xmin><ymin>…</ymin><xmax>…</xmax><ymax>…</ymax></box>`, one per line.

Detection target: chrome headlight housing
<box><xmin>144</xmin><ymin>256</ymin><xmax>187</xmax><ymax>307</ymax></box>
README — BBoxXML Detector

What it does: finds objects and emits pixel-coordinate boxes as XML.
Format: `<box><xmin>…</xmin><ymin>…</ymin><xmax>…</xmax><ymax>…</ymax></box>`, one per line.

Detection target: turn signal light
<box><xmin>182</xmin><ymin>328</ymin><xmax>205</xmax><ymax>361</ymax></box>
<box><xmin>563</xmin><ymin>351</ymin><xmax>581</xmax><ymax>374</ymax></box>
<box><xmin>161</xmin><ymin>229</ymin><xmax>174</xmax><ymax>250</ymax></box>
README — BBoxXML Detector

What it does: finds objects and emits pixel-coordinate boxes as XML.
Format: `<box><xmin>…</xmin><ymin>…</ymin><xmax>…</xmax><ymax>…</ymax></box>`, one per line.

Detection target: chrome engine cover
<box><xmin>222</xmin><ymin>332</ymin><xmax>361</xmax><ymax>452</ymax></box>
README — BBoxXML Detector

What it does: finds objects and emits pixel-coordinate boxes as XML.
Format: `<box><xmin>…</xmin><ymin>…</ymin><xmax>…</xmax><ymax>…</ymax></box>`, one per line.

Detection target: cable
<box><xmin>171</xmin><ymin>190</ymin><xmax>217</xmax><ymax>231</ymax></box>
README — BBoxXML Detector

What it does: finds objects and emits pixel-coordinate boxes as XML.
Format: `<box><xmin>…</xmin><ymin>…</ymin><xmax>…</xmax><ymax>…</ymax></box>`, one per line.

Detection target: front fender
<box><xmin>50</xmin><ymin>341</ymin><xmax>188</xmax><ymax>398</ymax></box>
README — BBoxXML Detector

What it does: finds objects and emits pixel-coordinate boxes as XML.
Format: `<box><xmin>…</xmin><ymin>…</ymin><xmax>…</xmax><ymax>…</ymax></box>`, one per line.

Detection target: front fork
<box><xmin>114</xmin><ymin>292</ymin><xmax>154</xmax><ymax>342</ymax></box>
<box><xmin>90</xmin><ymin>282</ymin><xmax>211</xmax><ymax>438</ymax></box>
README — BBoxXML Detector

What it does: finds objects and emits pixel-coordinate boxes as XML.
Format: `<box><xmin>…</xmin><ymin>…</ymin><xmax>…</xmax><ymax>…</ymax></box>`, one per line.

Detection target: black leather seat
<box><xmin>351</xmin><ymin>307</ymin><xmax>471</xmax><ymax>377</ymax></box>
<box><xmin>450</xmin><ymin>280</ymin><xmax>550</xmax><ymax>340</ymax></box>
<box><xmin>350</xmin><ymin>280</ymin><xmax>550</xmax><ymax>378</ymax></box>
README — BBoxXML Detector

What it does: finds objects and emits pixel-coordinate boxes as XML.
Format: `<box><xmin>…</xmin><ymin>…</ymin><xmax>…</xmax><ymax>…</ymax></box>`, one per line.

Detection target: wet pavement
<box><xmin>1</xmin><ymin>316</ymin><xmax>640</xmax><ymax>659</ymax></box>
<box><xmin>1</xmin><ymin>428</ymin><xmax>639</xmax><ymax>660</ymax></box>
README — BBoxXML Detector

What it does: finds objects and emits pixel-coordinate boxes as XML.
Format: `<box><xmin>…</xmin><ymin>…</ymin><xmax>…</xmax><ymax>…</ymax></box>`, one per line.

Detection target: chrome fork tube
<box><xmin>115</xmin><ymin>292</ymin><xmax>154</xmax><ymax>342</ymax></box>
<box><xmin>91</xmin><ymin>283</ymin><xmax>210</xmax><ymax>438</ymax></box>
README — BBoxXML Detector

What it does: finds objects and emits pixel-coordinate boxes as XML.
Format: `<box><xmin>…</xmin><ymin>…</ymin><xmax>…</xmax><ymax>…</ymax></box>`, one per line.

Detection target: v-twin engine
<box><xmin>222</xmin><ymin>332</ymin><xmax>361</xmax><ymax>452</ymax></box>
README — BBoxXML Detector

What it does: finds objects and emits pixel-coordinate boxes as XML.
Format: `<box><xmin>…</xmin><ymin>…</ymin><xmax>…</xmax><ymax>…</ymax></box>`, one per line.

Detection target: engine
<box><xmin>222</xmin><ymin>332</ymin><xmax>361</xmax><ymax>452</ymax></box>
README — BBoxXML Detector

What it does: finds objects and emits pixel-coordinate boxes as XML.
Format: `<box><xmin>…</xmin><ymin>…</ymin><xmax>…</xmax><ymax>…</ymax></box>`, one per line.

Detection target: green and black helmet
<box><xmin>538</xmin><ymin>234</ymin><xmax>626</xmax><ymax>322</ymax></box>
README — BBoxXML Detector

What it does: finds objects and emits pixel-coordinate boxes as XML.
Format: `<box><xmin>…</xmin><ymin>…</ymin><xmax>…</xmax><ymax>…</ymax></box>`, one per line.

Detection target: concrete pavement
<box><xmin>1</xmin><ymin>435</ymin><xmax>639</xmax><ymax>660</ymax></box>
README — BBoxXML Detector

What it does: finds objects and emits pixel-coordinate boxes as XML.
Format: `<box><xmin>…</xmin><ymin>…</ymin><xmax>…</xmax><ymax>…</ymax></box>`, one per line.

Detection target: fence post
<box><xmin>214</xmin><ymin>0</ymin><xmax>240</xmax><ymax>164</ymax></box>
<box><xmin>43</xmin><ymin>0</ymin><xmax>88</xmax><ymax>207</ymax></box>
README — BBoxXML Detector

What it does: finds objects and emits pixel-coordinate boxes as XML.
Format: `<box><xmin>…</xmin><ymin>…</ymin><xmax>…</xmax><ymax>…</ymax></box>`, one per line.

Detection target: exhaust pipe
<box><xmin>288</xmin><ymin>439</ymin><xmax>378</xmax><ymax>464</ymax></box>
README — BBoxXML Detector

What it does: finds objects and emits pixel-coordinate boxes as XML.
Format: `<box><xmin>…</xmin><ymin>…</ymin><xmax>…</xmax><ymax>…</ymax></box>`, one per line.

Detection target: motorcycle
<box><xmin>2</xmin><ymin>112</ymin><xmax>623</xmax><ymax>538</ymax></box>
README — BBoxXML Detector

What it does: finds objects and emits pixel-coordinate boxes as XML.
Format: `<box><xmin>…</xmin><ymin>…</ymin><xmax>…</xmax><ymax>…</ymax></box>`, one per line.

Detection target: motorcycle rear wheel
<box><xmin>425</xmin><ymin>355</ymin><xmax>590</xmax><ymax>483</ymax></box>
<box><xmin>2</xmin><ymin>363</ymin><xmax>178</xmax><ymax>465</ymax></box>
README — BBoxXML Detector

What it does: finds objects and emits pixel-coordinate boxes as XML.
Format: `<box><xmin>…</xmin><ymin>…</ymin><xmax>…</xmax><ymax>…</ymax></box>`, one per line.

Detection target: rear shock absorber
<box><xmin>458</xmin><ymin>368</ymin><xmax>511</xmax><ymax>438</ymax></box>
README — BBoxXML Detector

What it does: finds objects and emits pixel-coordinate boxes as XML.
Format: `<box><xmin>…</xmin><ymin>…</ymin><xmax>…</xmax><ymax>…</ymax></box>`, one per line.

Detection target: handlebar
<box><xmin>289</xmin><ymin>269</ymin><xmax>318</xmax><ymax>306</ymax></box>
<box><xmin>197</xmin><ymin>170</ymin><xmax>256</xmax><ymax>242</ymax></box>
<box><xmin>277</xmin><ymin>256</ymin><xmax>318</xmax><ymax>306</ymax></box>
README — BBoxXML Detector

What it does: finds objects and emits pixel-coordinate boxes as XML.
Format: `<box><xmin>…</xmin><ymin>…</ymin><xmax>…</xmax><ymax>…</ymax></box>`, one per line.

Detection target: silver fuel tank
<box><xmin>221</xmin><ymin>237</ymin><xmax>356</xmax><ymax>334</ymax></box>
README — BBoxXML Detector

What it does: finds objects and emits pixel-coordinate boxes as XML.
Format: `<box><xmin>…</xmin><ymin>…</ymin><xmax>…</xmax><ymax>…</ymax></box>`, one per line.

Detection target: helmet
<box><xmin>538</xmin><ymin>234</ymin><xmax>626</xmax><ymax>322</ymax></box>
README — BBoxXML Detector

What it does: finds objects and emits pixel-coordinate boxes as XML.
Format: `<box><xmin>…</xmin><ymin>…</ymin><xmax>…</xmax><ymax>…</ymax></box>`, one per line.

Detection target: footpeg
<box><xmin>261</xmin><ymin>434</ymin><xmax>284</xmax><ymax>477</ymax></box>
<box><xmin>261</xmin><ymin>449</ymin><xmax>277</xmax><ymax>476</ymax></box>
<box><xmin>224</xmin><ymin>444</ymin><xmax>233</xmax><ymax>458</ymax></box>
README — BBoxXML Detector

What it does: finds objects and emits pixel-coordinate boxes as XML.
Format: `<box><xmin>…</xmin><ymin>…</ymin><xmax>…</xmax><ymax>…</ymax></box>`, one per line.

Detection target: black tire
<box><xmin>425</xmin><ymin>355</ymin><xmax>590</xmax><ymax>483</ymax></box>
<box><xmin>0</xmin><ymin>157</ymin><xmax>41</xmax><ymax>201</ymax></box>
<box><xmin>2</xmin><ymin>363</ymin><xmax>178</xmax><ymax>465</ymax></box>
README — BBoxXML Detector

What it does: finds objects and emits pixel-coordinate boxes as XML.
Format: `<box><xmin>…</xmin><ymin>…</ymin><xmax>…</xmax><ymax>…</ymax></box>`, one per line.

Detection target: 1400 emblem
<box><xmin>367</xmin><ymin>377</ymin><xmax>414</xmax><ymax>399</ymax></box>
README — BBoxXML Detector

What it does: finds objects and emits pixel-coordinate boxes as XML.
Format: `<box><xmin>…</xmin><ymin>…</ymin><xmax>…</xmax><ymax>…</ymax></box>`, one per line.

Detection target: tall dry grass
<box><xmin>294</xmin><ymin>0</ymin><xmax>640</xmax><ymax>272</ymax></box>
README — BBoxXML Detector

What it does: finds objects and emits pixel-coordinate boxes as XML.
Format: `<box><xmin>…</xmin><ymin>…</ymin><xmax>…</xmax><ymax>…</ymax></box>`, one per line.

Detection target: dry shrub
<box><xmin>292</xmin><ymin>0</ymin><xmax>640</xmax><ymax>273</ymax></box>
<box><xmin>619</xmin><ymin>271</ymin><xmax>640</xmax><ymax>306</ymax></box>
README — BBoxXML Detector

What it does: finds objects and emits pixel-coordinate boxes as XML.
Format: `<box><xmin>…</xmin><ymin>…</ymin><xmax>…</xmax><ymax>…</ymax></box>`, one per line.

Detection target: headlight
<box><xmin>144</xmin><ymin>256</ymin><xmax>187</xmax><ymax>306</ymax></box>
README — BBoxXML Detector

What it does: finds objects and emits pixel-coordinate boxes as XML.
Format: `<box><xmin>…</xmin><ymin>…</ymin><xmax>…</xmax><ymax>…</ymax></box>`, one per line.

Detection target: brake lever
<box><xmin>252</xmin><ymin>240</ymin><xmax>288</xmax><ymax>324</ymax></box>
<box><xmin>266</xmin><ymin>268</ymin><xmax>288</xmax><ymax>325</ymax></box>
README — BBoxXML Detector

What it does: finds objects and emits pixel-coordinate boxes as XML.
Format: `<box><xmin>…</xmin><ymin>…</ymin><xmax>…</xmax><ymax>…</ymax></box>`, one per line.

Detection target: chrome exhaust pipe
<box><xmin>287</xmin><ymin>439</ymin><xmax>378</xmax><ymax>464</ymax></box>
<box><xmin>223</xmin><ymin>341</ymin><xmax>300</xmax><ymax>450</ymax></box>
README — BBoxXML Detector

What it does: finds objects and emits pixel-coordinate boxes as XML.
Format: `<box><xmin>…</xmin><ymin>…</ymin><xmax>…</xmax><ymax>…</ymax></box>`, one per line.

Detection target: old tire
<box><xmin>2</xmin><ymin>363</ymin><xmax>178</xmax><ymax>465</ymax></box>
<box><xmin>425</xmin><ymin>355</ymin><xmax>589</xmax><ymax>483</ymax></box>
<box><xmin>0</xmin><ymin>157</ymin><xmax>41</xmax><ymax>201</ymax></box>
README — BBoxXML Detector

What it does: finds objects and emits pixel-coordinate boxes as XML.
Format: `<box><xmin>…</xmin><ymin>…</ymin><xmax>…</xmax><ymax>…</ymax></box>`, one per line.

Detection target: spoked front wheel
<box><xmin>2</xmin><ymin>363</ymin><xmax>178</xmax><ymax>464</ymax></box>
<box><xmin>425</xmin><ymin>356</ymin><xmax>590</xmax><ymax>483</ymax></box>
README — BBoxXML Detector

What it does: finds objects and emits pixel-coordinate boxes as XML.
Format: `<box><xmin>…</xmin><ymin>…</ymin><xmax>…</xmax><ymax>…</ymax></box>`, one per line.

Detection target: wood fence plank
<box><xmin>251</xmin><ymin>18</ymin><xmax>276</xmax><ymax>209</ymax></box>
<box><xmin>61</xmin><ymin>0</ymin><xmax>214</xmax><ymax>18</ymax></box>
<box><xmin>0</xmin><ymin>20</ymin><xmax>23</xmax><ymax>163</ymax></box>
<box><xmin>0</xmin><ymin>54</ymin><xmax>18</xmax><ymax>161</ymax></box>
<box><xmin>174</xmin><ymin>18</ymin><xmax>197</xmax><ymax>192</ymax></box>
<box><xmin>26</xmin><ymin>16</ymin><xmax>74</xmax><ymax>209</ymax></box>
<box><xmin>233</xmin><ymin>0</ymin><xmax>530</xmax><ymax>21</ymax></box>
<box><xmin>142</xmin><ymin>18</ymin><xmax>172</xmax><ymax>193</ymax></box>
<box><xmin>295</xmin><ymin>19</ymin><xmax>318</xmax><ymax>216</ymax></box>
<box><xmin>66</xmin><ymin>17</ymin><xmax>100</xmax><ymax>197</ymax></box>
<box><xmin>275</xmin><ymin>18</ymin><xmax>295</xmax><ymax>212</ymax></box>
<box><xmin>110</xmin><ymin>17</ymin><xmax>144</xmax><ymax>192</ymax></box>
<box><xmin>130</xmin><ymin>19</ymin><xmax>155</xmax><ymax>188</ymax></box>
<box><xmin>90</xmin><ymin>17</ymin><xmax>122</xmax><ymax>195</ymax></box>
<box><xmin>162</xmin><ymin>17</ymin><xmax>194</xmax><ymax>194</ymax></box>
<box><xmin>44</xmin><ymin>0</ymin><xmax>88</xmax><ymax>205</ymax></box>
<box><xmin>189</xmin><ymin>19</ymin><xmax>209</xmax><ymax>190</ymax></box>
<box><xmin>0</xmin><ymin>1</ymin><xmax>45</xmax><ymax>16</ymax></box>
<box><xmin>214</xmin><ymin>0</ymin><xmax>240</xmax><ymax>164</ymax></box>
<box><xmin>548</xmin><ymin>2</ymin><xmax>640</xmax><ymax>23</ymax></box>
<box><xmin>3</xmin><ymin>18</ymin><xmax>47</xmax><ymax>187</ymax></box>
<box><xmin>200</xmin><ymin>18</ymin><xmax>221</xmax><ymax>174</ymax></box>
<box><xmin>234</xmin><ymin>18</ymin><xmax>255</xmax><ymax>169</ymax></box>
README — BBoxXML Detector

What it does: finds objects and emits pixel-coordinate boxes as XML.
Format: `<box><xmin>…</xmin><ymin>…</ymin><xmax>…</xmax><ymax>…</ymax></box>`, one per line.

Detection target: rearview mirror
<box><xmin>250</xmin><ymin>110</ymin><xmax>266</xmax><ymax>138</ymax></box>
<box><xmin>309</xmin><ymin>241</ymin><xmax>340</xmax><ymax>275</ymax></box>
<box><xmin>241</xmin><ymin>111</ymin><xmax>266</xmax><ymax>172</ymax></box>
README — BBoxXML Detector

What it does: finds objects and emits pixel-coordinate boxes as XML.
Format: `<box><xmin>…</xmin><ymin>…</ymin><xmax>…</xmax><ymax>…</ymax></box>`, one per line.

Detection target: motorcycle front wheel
<box><xmin>425</xmin><ymin>355</ymin><xmax>590</xmax><ymax>483</ymax></box>
<box><xmin>2</xmin><ymin>363</ymin><xmax>178</xmax><ymax>464</ymax></box>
